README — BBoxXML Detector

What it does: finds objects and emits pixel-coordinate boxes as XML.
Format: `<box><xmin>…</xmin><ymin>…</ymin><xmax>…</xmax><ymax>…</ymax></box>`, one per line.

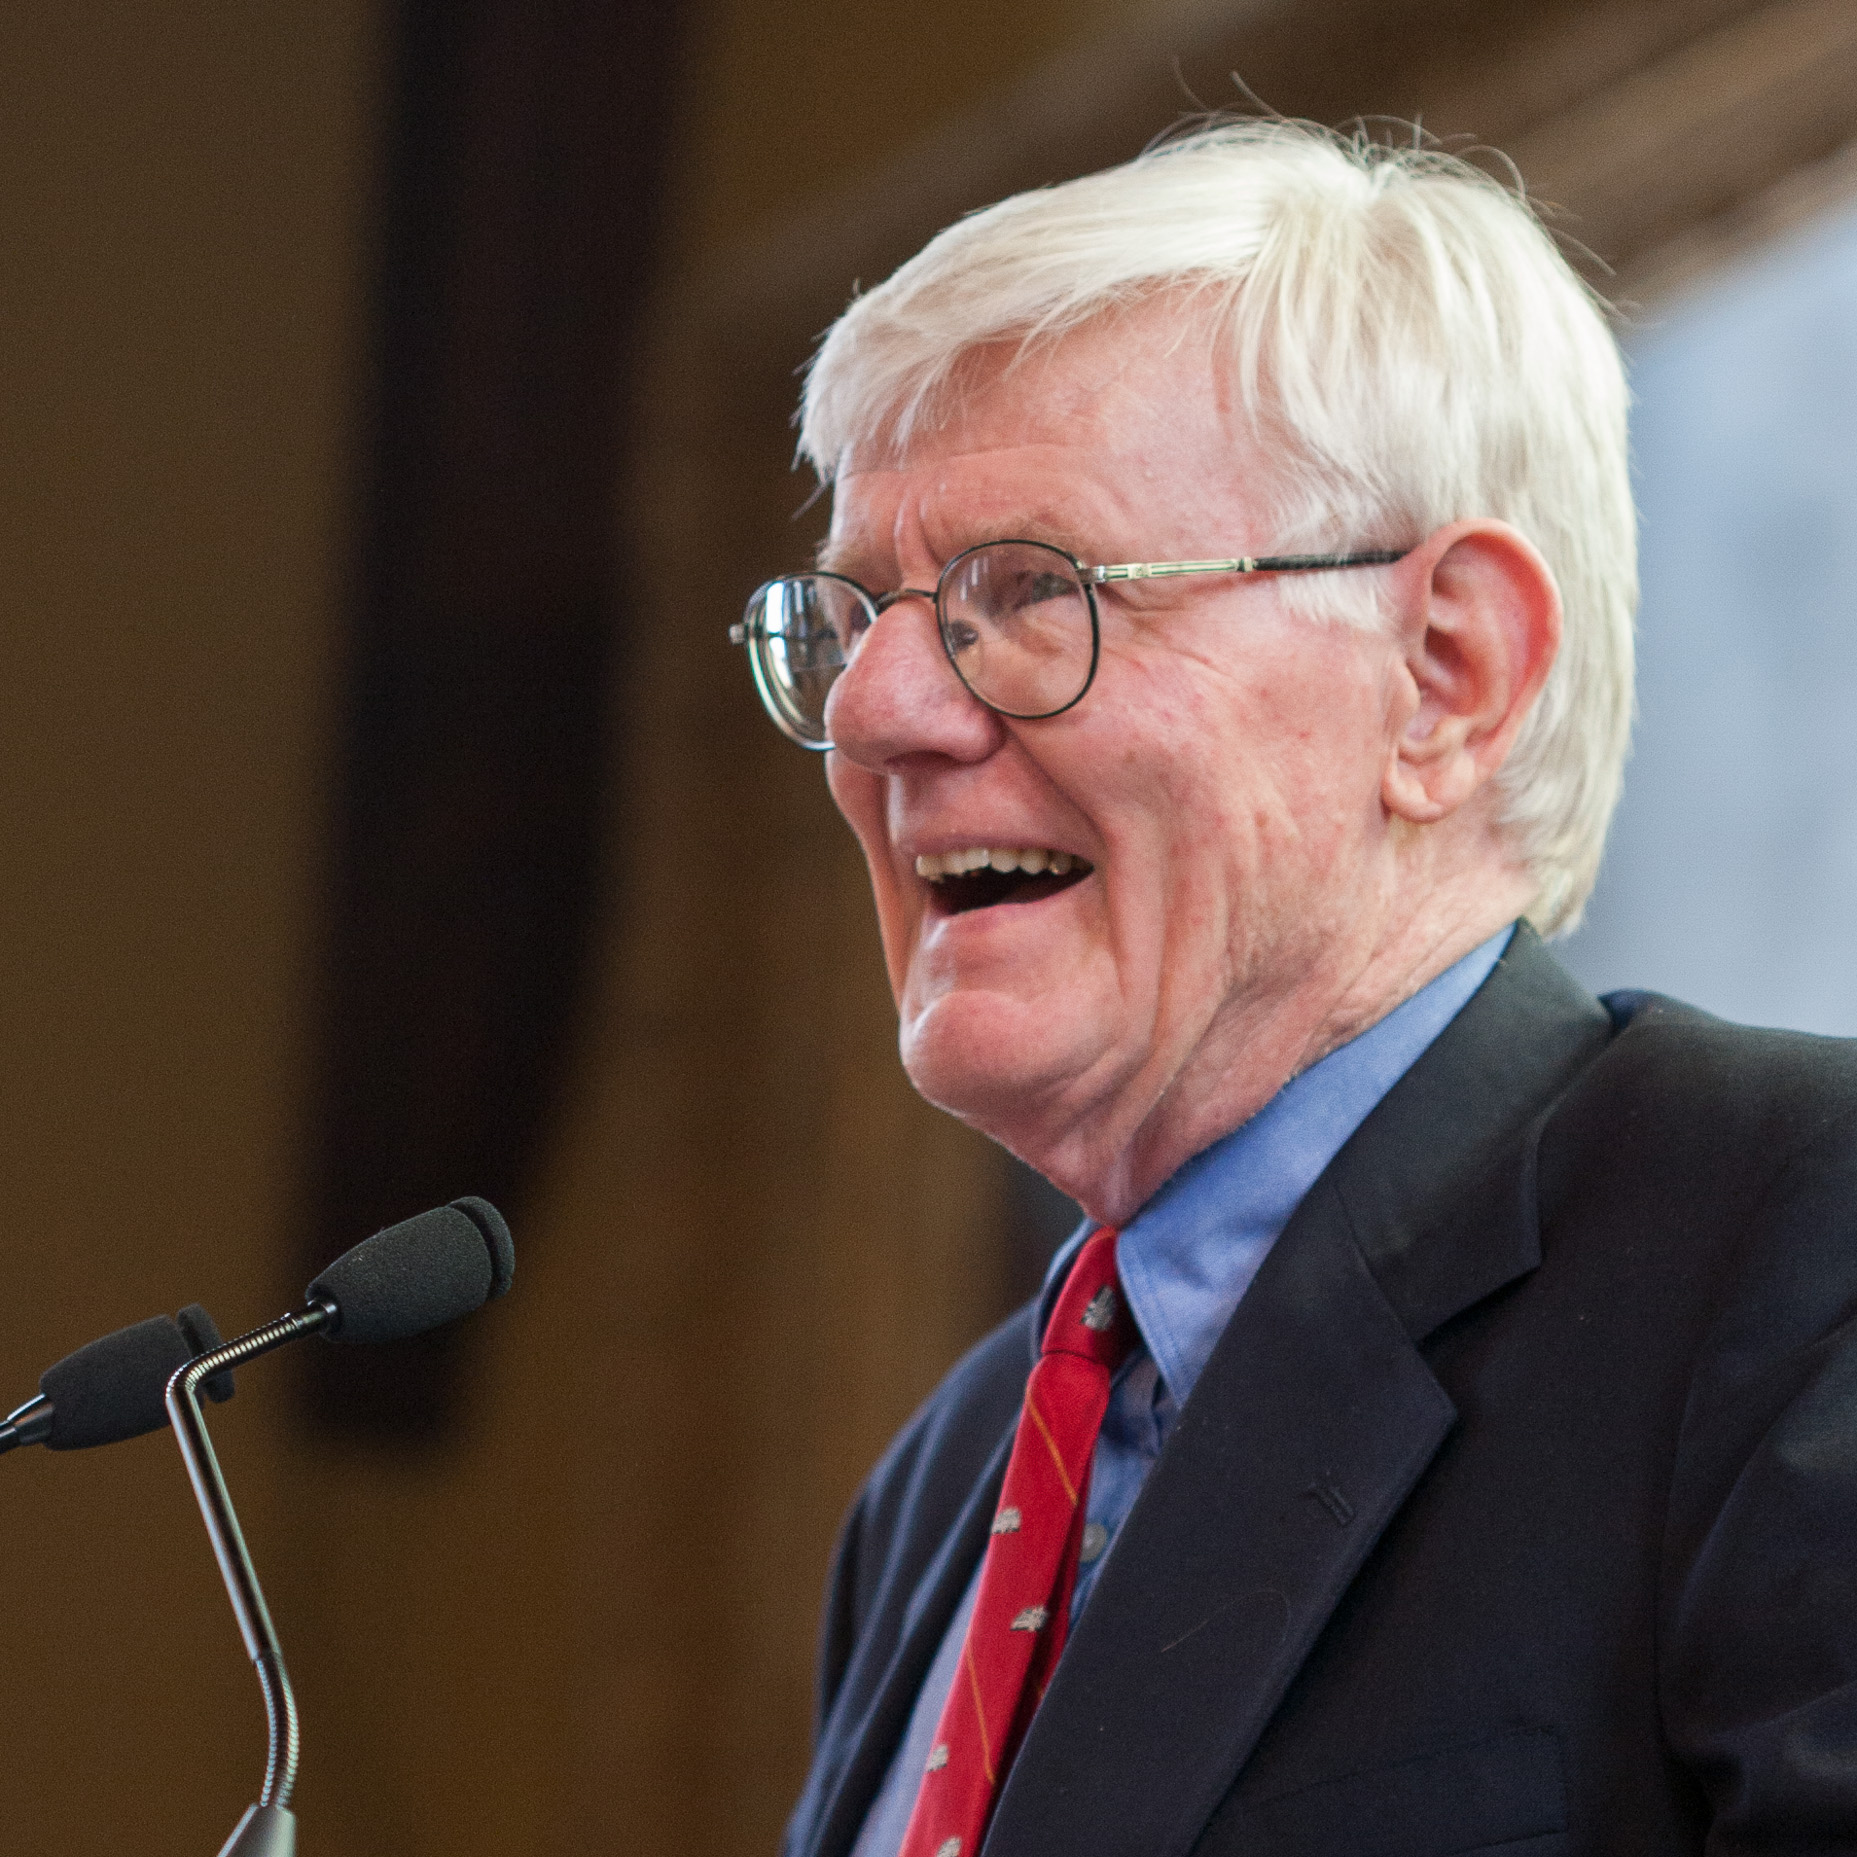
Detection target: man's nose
<box><xmin>824</xmin><ymin>590</ymin><xmax>1002</xmax><ymax>769</ymax></box>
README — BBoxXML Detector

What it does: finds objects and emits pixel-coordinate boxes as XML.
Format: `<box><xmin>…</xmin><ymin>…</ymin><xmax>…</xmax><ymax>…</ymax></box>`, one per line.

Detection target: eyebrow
<box><xmin>815</xmin><ymin>520</ymin><xmax>1100</xmax><ymax>583</ymax></box>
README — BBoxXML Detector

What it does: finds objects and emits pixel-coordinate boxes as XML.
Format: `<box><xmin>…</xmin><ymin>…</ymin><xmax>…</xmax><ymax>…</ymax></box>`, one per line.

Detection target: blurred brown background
<box><xmin>2</xmin><ymin>2</ymin><xmax>1853</xmax><ymax>1852</ymax></box>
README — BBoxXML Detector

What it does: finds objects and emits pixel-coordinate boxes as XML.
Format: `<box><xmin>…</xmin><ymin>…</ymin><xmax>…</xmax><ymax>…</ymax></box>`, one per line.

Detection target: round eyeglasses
<box><xmin>727</xmin><ymin>538</ymin><xmax>1412</xmax><ymax>749</ymax></box>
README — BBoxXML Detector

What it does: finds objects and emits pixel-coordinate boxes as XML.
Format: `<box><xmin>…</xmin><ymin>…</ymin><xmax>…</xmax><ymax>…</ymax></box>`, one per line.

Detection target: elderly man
<box><xmin>731</xmin><ymin>124</ymin><xmax>1857</xmax><ymax>1856</ymax></box>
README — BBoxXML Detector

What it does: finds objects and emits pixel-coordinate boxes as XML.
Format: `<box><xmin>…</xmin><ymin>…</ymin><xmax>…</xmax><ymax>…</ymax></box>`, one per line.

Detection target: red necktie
<box><xmin>897</xmin><ymin>1228</ymin><xmax>1137</xmax><ymax>1857</ymax></box>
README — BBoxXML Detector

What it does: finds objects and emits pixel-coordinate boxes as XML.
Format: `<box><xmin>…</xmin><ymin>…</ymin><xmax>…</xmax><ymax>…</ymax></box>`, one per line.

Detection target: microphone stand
<box><xmin>165</xmin><ymin>1301</ymin><xmax>337</xmax><ymax>1857</ymax></box>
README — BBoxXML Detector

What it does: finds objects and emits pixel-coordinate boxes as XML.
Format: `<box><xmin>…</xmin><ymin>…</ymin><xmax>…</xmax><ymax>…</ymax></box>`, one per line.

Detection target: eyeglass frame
<box><xmin>727</xmin><ymin>538</ymin><xmax>1414</xmax><ymax>750</ymax></box>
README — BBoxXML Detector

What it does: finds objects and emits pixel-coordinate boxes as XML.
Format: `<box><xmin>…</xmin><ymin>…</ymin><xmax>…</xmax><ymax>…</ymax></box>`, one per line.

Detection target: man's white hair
<box><xmin>799</xmin><ymin>119</ymin><xmax>1636</xmax><ymax>936</ymax></box>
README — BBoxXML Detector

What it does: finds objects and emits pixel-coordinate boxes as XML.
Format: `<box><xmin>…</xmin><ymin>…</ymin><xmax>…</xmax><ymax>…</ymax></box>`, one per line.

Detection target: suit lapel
<box><xmin>984</xmin><ymin>1170</ymin><xmax>1457</xmax><ymax>1857</ymax></box>
<box><xmin>983</xmin><ymin>928</ymin><xmax>1613</xmax><ymax>1856</ymax></box>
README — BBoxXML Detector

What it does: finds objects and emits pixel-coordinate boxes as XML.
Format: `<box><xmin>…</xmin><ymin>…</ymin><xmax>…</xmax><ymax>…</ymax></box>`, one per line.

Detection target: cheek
<box><xmin>1096</xmin><ymin>673</ymin><xmax>1290</xmax><ymax>861</ymax></box>
<box><xmin>825</xmin><ymin>753</ymin><xmax>890</xmax><ymax>854</ymax></box>
<box><xmin>1105</xmin><ymin>649</ymin><xmax>1386</xmax><ymax>906</ymax></box>
<box><xmin>825</xmin><ymin>758</ymin><xmax>888</xmax><ymax>894</ymax></box>
<box><xmin>825</xmin><ymin>759</ymin><xmax>916</xmax><ymax>972</ymax></box>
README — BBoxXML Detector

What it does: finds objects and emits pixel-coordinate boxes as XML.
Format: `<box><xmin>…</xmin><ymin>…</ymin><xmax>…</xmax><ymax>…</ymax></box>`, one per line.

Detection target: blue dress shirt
<box><xmin>851</xmin><ymin>926</ymin><xmax>1514</xmax><ymax>1857</ymax></box>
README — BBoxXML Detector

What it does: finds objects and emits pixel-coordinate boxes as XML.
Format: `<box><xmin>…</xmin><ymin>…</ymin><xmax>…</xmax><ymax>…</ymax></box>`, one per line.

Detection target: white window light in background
<box><xmin>1563</xmin><ymin>195</ymin><xmax>1857</xmax><ymax>1035</ymax></box>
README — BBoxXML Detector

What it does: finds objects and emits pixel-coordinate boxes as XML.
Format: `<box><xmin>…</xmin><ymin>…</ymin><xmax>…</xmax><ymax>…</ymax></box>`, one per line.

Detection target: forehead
<box><xmin>825</xmin><ymin>307</ymin><xmax>1259</xmax><ymax>571</ymax></box>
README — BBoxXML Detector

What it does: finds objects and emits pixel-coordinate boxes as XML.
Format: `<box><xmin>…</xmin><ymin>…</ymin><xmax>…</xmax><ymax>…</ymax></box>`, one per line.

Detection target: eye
<box><xmin>1019</xmin><ymin>571</ymin><xmax>1076</xmax><ymax>606</ymax></box>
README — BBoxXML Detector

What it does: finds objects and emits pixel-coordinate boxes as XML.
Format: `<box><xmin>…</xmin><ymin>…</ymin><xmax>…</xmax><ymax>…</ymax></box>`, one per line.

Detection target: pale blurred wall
<box><xmin>1562</xmin><ymin>193</ymin><xmax>1857</xmax><ymax>1031</ymax></box>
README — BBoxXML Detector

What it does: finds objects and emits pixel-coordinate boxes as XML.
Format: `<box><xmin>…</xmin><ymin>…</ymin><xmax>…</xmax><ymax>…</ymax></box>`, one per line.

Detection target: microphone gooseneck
<box><xmin>166</xmin><ymin>1198</ymin><xmax>512</xmax><ymax>1857</ymax></box>
<box><xmin>166</xmin><ymin>1301</ymin><xmax>338</xmax><ymax>1831</ymax></box>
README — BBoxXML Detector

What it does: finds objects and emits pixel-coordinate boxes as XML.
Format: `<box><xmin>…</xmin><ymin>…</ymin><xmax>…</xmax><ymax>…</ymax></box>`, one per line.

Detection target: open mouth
<box><xmin>915</xmin><ymin>846</ymin><xmax>1095</xmax><ymax>916</ymax></box>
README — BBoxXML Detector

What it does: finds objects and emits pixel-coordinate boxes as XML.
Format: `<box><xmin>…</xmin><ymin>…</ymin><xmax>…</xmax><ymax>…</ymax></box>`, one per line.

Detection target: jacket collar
<box><xmin>1336</xmin><ymin>922</ymin><xmax>1612</xmax><ymax>1342</ymax></box>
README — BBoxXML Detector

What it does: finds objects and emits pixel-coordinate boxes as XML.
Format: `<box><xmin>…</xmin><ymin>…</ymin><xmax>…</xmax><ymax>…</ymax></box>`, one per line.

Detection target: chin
<box><xmin>899</xmin><ymin>989</ymin><xmax>1099</xmax><ymax>1137</ymax></box>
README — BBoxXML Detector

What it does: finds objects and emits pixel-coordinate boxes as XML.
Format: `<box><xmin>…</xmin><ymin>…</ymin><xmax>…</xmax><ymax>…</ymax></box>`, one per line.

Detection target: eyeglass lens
<box><xmin>938</xmin><ymin>541</ymin><xmax>1095</xmax><ymax>720</ymax></box>
<box><xmin>742</xmin><ymin>576</ymin><xmax>863</xmax><ymax>746</ymax></box>
<box><xmin>742</xmin><ymin>541</ymin><xmax>1095</xmax><ymax>746</ymax></box>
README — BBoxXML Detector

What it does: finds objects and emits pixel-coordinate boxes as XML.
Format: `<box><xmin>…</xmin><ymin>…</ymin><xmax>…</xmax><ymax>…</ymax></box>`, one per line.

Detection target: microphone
<box><xmin>307</xmin><ymin>1193</ymin><xmax>515</xmax><ymax>1343</ymax></box>
<box><xmin>167</xmin><ymin>1197</ymin><xmax>513</xmax><ymax>1857</ymax></box>
<box><xmin>0</xmin><ymin>1306</ymin><xmax>234</xmax><ymax>1457</ymax></box>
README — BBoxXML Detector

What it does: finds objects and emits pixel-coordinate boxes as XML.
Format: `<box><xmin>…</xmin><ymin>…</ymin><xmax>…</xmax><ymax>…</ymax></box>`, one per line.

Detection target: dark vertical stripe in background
<box><xmin>307</xmin><ymin>0</ymin><xmax>681</xmax><ymax>1439</ymax></box>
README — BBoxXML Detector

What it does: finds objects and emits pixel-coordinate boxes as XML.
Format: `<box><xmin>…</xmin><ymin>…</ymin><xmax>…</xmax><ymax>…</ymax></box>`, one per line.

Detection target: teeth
<box><xmin>913</xmin><ymin>847</ymin><xmax>1087</xmax><ymax>882</ymax></box>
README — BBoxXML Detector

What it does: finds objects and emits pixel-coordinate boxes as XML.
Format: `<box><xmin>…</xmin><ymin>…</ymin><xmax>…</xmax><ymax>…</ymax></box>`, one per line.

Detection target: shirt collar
<box><xmin>1035</xmin><ymin>924</ymin><xmax>1515</xmax><ymax>1406</ymax></box>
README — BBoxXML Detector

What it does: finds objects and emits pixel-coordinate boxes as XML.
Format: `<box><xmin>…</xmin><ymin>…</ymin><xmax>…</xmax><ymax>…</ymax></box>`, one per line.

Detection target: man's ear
<box><xmin>1382</xmin><ymin>519</ymin><xmax>1562</xmax><ymax>826</ymax></box>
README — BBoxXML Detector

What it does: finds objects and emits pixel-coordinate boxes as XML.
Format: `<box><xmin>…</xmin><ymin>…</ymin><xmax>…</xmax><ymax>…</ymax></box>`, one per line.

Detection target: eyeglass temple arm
<box><xmin>726</xmin><ymin>552</ymin><xmax>1414</xmax><ymax>637</ymax></box>
<box><xmin>1089</xmin><ymin>549</ymin><xmax>1409</xmax><ymax>583</ymax></box>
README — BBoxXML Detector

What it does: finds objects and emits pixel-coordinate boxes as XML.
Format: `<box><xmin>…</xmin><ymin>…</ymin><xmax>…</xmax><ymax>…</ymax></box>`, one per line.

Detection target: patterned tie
<box><xmin>897</xmin><ymin>1227</ymin><xmax>1136</xmax><ymax>1857</ymax></box>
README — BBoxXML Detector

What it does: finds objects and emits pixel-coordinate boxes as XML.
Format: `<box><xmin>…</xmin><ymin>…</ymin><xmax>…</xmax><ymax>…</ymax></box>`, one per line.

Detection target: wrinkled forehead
<box><xmin>836</xmin><ymin>296</ymin><xmax>1250</xmax><ymax>480</ymax></box>
<box><xmin>826</xmin><ymin>303</ymin><xmax>1272</xmax><ymax>571</ymax></box>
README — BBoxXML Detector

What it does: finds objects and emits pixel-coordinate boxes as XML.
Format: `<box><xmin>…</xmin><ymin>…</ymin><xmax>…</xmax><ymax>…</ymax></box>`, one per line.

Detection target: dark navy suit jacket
<box><xmin>783</xmin><ymin>927</ymin><xmax>1857</xmax><ymax>1856</ymax></box>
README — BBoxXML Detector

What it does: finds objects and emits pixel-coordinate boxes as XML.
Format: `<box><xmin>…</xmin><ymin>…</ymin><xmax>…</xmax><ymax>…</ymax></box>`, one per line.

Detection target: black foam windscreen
<box><xmin>40</xmin><ymin>1315</ymin><xmax>192</xmax><ymax>1450</ymax></box>
<box><xmin>449</xmin><ymin>1196</ymin><xmax>514</xmax><ymax>1299</ymax></box>
<box><xmin>306</xmin><ymin>1198</ymin><xmax>514</xmax><ymax>1345</ymax></box>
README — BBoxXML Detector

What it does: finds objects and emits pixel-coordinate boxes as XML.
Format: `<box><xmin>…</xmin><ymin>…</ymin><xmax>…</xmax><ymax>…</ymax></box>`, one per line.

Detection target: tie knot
<box><xmin>1041</xmin><ymin>1227</ymin><xmax>1136</xmax><ymax>1368</ymax></box>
